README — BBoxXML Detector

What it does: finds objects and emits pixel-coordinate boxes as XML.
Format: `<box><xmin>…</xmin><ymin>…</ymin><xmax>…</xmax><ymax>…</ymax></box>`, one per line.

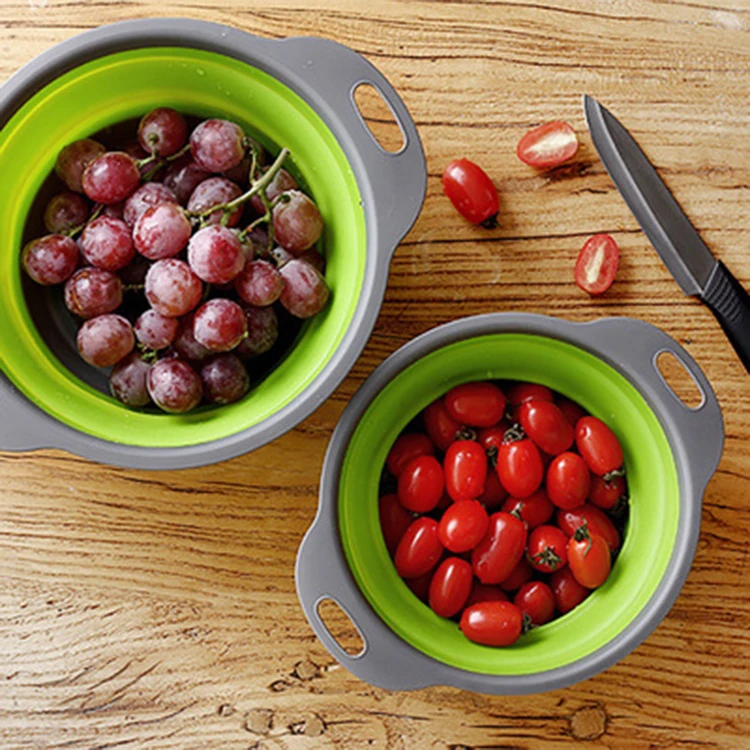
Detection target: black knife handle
<box><xmin>702</xmin><ymin>261</ymin><xmax>750</xmax><ymax>373</ymax></box>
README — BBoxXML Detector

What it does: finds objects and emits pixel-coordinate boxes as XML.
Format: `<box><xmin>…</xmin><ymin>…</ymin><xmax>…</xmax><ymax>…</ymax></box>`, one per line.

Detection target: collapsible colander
<box><xmin>296</xmin><ymin>314</ymin><xmax>724</xmax><ymax>694</ymax></box>
<box><xmin>0</xmin><ymin>18</ymin><xmax>425</xmax><ymax>468</ymax></box>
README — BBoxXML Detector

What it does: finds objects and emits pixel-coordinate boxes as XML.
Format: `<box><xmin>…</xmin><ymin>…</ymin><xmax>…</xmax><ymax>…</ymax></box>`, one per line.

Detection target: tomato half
<box><xmin>576</xmin><ymin>416</ymin><xmax>624</xmax><ymax>475</ymax></box>
<box><xmin>459</xmin><ymin>601</ymin><xmax>524</xmax><ymax>646</ymax></box>
<box><xmin>546</xmin><ymin>452</ymin><xmax>592</xmax><ymax>509</ymax></box>
<box><xmin>527</xmin><ymin>524</ymin><xmax>569</xmax><ymax>573</ymax></box>
<box><xmin>445</xmin><ymin>382</ymin><xmax>506</xmax><ymax>428</ymax></box>
<box><xmin>438</xmin><ymin>499</ymin><xmax>489</xmax><ymax>553</ymax></box>
<box><xmin>496</xmin><ymin>438</ymin><xmax>544</xmax><ymax>498</ymax></box>
<box><xmin>444</xmin><ymin>440</ymin><xmax>488</xmax><ymax>501</ymax></box>
<box><xmin>397</xmin><ymin>455</ymin><xmax>445</xmax><ymax>513</ymax></box>
<box><xmin>466</xmin><ymin>582</ymin><xmax>509</xmax><ymax>607</ymax></box>
<box><xmin>471</xmin><ymin>511</ymin><xmax>527</xmax><ymax>584</ymax></box>
<box><xmin>379</xmin><ymin>493</ymin><xmax>413</xmax><ymax>556</ymax></box>
<box><xmin>556</xmin><ymin>505</ymin><xmax>621</xmax><ymax>551</ymax></box>
<box><xmin>428</xmin><ymin>557</ymin><xmax>474</xmax><ymax>618</ymax></box>
<box><xmin>501</xmin><ymin>489</ymin><xmax>554</xmax><ymax>530</ymax></box>
<box><xmin>394</xmin><ymin>517</ymin><xmax>443</xmax><ymax>579</ymax></box>
<box><xmin>498</xmin><ymin>556</ymin><xmax>534</xmax><ymax>592</ymax></box>
<box><xmin>386</xmin><ymin>433</ymin><xmax>435</xmax><ymax>477</ymax></box>
<box><xmin>550</xmin><ymin>566</ymin><xmax>590</xmax><ymax>614</ymax></box>
<box><xmin>574</xmin><ymin>234</ymin><xmax>619</xmax><ymax>296</ymax></box>
<box><xmin>514</xmin><ymin>581</ymin><xmax>555</xmax><ymax>627</ymax></box>
<box><xmin>518</xmin><ymin>400</ymin><xmax>574</xmax><ymax>456</ymax></box>
<box><xmin>517</xmin><ymin>121</ymin><xmax>579</xmax><ymax>169</ymax></box>
<box><xmin>442</xmin><ymin>158</ymin><xmax>500</xmax><ymax>228</ymax></box>
<box><xmin>589</xmin><ymin>475</ymin><xmax>627</xmax><ymax>510</ymax></box>
<box><xmin>568</xmin><ymin>529</ymin><xmax>611</xmax><ymax>588</ymax></box>
<box><xmin>423</xmin><ymin>399</ymin><xmax>463</xmax><ymax>452</ymax></box>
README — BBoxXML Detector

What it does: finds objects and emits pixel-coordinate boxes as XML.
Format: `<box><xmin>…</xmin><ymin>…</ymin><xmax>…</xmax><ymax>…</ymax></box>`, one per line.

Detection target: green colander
<box><xmin>296</xmin><ymin>314</ymin><xmax>724</xmax><ymax>694</ymax></box>
<box><xmin>0</xmin><ymin>18</ymin><xmax>425</xmax><ymax>469</ymax></box>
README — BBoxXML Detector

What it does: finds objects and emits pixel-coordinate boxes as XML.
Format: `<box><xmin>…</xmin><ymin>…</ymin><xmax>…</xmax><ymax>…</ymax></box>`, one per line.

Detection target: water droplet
<box><xmin>196</xmin><ymin>68</ymin><xmax>205</xmax><ymax>77</ymax></box>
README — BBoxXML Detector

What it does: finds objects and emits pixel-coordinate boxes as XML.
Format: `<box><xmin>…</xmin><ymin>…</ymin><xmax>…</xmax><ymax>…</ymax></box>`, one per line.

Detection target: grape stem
<box><xmin>141</xmin><ymin>143</ymin><xmax>192</xmax><ymax>182</ymax></box>
<box><xmin>64</xmin><ymin>203</ymin><xmax>103</xmax><ymax>239</ymax></box>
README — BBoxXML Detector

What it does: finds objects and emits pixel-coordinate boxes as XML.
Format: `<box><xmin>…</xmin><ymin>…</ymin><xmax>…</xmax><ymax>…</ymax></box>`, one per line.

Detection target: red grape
<box><xmin>299</xmin><ymin>248</ymin><xmax>326</xmax><ymax>274</ymax></box>
<box><xmin>77</xmin><ymin>314</ymin><xmax>134</xmax><ymax>367</ymax></box>
<box><xmin>187</xmin><ymin>225</ymin><xmax>244</xmax><ymax>285</ymax></box>
<box><xmin>270</xmin><ymin>245</ymin><xmax>294</xmax><ymax>268</ymax></box>
<box><xmin>200</xmin><ymin>354</ymin><xmax>250</xmax><ymax>404</ymax></box>
<box><xmin>80</xmin><ymin>216</ymin><xmax>135</xmax><ymax>271</ymax></box>
<box><xmin>138</xmin><ymin>108</ymin><xmax>187</xmax><ymax>157</ymax></box>
<box><xmin>134</xmin><ymin>309</ymin><xmax>179</xmax><ymax>350</ymax></box>
<box><xmin>104</xmin><ymin>203</ymin><xmax>125</xmax><ymax>221</ymax></box>
<box><xmin>109</xmin><ymin>352</ymin><xmax>152</xmax><ymax>407</ymax></box>
<box><xmin>238</xmin><ymin>226</ymin><xmax>268</xmax><ymax>260</ymax></box>
<box><xmin>235</xmin><ymin>259</ymin><xmax>284</xmax><ymax>306</ymax></box>
<box><xmin>55</xmin><ymin>139</ymin><xmax>105</xmax><ymax>193</ymax></box>
<box><xmin>190</xmin><ymin>119</ymin><xmax>246</xmax><ymax>172</ymax></box>
<box><xmin>147</xmin><ymin>358</ymin><xmax>203</xmax><ymax>413</ymax></box>
<box><xmin>82</xmin><ymin>152</ymin><xmax>141</xmax><ymax>204</ymax></box>
<box><xmin>123</xmin><ymin>182</ymin><xmax>177</xmax><ymax>227</ymax></box>
<box><xmin>22</xmin><ymin>234</ymin><xmax>79</xmax><ymax>285</ymax></box>
<box><xmin>273</xmin><ymin>190</ymin><xmax>323</xmax><ymax>254</ymax></box>
<box><xmin>237</xmin><ymin>305</ymin><xmax>278</xmax><ymax>357</ymax></box>
<box><xmin>279</xmin><ymin>258</ymin><xmax>330</xmax><ymax>318</ymax></box>
<box><xmin>249</xmin><ymin>167</ymin><xmax>298</xmax><ymax>213</ymax></box>
<box><xmin>186</xmin><ymin>177</ymin><xmax>243</xmax><ymax>227</ymax></box>
<box><xmin>118</xmin><ymin>256</ymin><xmax>149</xmax><ymax>285</ymax></box>
<box><xmin>133</xmin><ymin>203</ymin><xmax>192</xmax><ymax>260</ymax></box>
<box><xmin>43</xmin><ymin>192</ymin><xmax>89</xmax><ymax>233</ymax></box>
<box><xmin>64</xmin><ymin>267</ymin><xmax>123</xmax><ymax>318</ymax></box>
<box><xmin>193</xmin><ymin>298</ymin><xmax>247</xmax><ymax>352</ymax></box>
<box><xmin>173</xmin><ymin>313</ymin><xmax>211</xmax><ymax>361</ymax></box>
<box><xmin>145</xmin><ymin>259</ymin><xmax>203</xmax><ymax>317</ymax></box>
<box><xmin>222</xmin><ymin>152</ymin><xmax>255</xmax><ymax>185</ymax></box>
<box><xmin>163</xmin><ymin>157</ymin><xmax>211</xmax><ymax>204</ymax></box>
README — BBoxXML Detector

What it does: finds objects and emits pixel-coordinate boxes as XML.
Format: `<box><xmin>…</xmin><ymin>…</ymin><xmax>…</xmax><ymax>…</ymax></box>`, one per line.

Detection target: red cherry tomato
<box><xmin>478</xmin><ymin>424</ymin><xmax>510</xmax><ymax>455</ymax></box>
<box><xmin>478</xmin><ymin>469</ymin><xmax>508</xmax><ymax>509</ymax></box>
<box><xmin>459</xmin><ymin>601</ymin><xmax>524</xmax><ymax>646</ymax></box>
<box><xmin>379</xmin><ymin>493</ymin><xmax>413</xmax><ymax>556</ymax></box>
<box><xmin>444</xmin><ymin>440</ymin><xmax>488</xmax><ymax>501</ymax></box>
<box><xmin>395</xmin><ymin>517</ymin><xmax>443</xmax><ymax>579</ymax></box>
<box><xmin>397</xmin><ymin>455</ymin><xmax>445</xmax><ymax>513</ymax></box>
<box><xmin>501</xmin><ymin>489</ymin><xmax>554</xmax><ymax>530</ymax></box>
<box><xmin>576</xmin><ymin>416</ymin><xmax>624</xmax><ymax>476</ymax></box>
<box><xmin>518</xmin><ymin>400</ymin><xmax>574</xmax><ymax>456</ymax></box>
<box><xmin>423</xmin><ymin>399</ymin><xmax>463</xmax><ymax>451</ymax></box>
<box><xmin>556</xmin><ymin>505</ymin><xmax>621</xmax><ymax>551</ymax></box>
<box><xmin>386</xmin><ymin>433</ymin><xmax>435</xmax><ymax>477</ymax></box>
<box><xmin>471</xmin><ymin>512</ymin><xmax>527</xmax><ymax>584</ymax></box>
<box><xmin>568</xmin><ymin>529</ymin><xmax>611</xmax><ymax>588</ymax></box>
<box><xmin>405</xmin><ymin>571</ymin><xmax>432</xmax><ymax>602</ymax></box>
<box><xmin>550</xmin><ymin>566</ymin><xmax>590</xmax><ymax>614</ymax></box>
<box><xmin>514</xmin><ymin>581</ymin><xmax>555</xmax><ymax>626</ymax></box>
<box><xmin>575</xmin><ymin>234</ymin><xmax>620</xmax><ymax>296</ymax></box>
<box><xmin>556</xmin><ymin>398</ymin><xmax>587</xmax><ymax>428</ymax></box>
<box><xmin>442</xmin><ymin>159</ymin><xmax>500</xmax><ymax>228</ymax></box>
<box><xmin>428</xmin><ymin>557</ymin><xmax>474</xmax><ymax>618</ymax></box>
<box><xmin>589</xmin><ymin>474</ymin><xmax>627</xmax><ymax>510</ymax></box>
<box><xmin>527</xmin><ymin>524</ymin><xmax>569</xmax><ymax>573</ymax></box>
<box><xmin>546</xmin><ymin>452</ymin><xmax>592</xmax><ymax>509</ymax></box>
<box><xmin>444</xmin><ymin>382</ymin><xmax>506</xmax><ymax>428</ymax></box>
<box><xmin>498</xmin><ymin>556</ymin><xmax>534</xmax><ymax>592</ymax></box>
<box><xmin>438</xmin><ymin>499</ymin><xmax>489</xmax><ymax>553</ymax></box>
<box><xmin>496</xmin><ymin>438</ymin><xmax>544</xmax><ymax>498</ymax></box>
<box><xmin>436</xmin><ymin>492</ymin><xmax>453</xmax><ymax>511</ymax></box>
<box><xmin>466</xmin><ymin>582</ymin><xmax>509</xmax><ymax>607</ymax></box>
<box><xmin>517</xmin><ymin>121</ymin><xmax>578</xmax><ymax>169</ymax></box>
<box><xmin>507</xmin><ymin>383</ymin><xmax>554</xmax><ymax>408</ymax></box>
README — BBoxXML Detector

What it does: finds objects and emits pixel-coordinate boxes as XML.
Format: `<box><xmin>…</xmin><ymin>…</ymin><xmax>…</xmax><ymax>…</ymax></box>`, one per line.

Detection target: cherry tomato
<box><xmin>428</xmin><ymin>557</ymin><xmax>473</xmax><ymax>618</ymax></box>
<box><xmin>507</xmin><ymin>383</ymin><xmax>554</xmax><ymax>408</ymax></box>
<box><xmin>589</xmin><ymin>475</ymin><xmax>627</xmax><ymax>510</ymax></box>
<box><xmin>395</xmin><ymin>517</ymin><xmax>443</xmax><ymax>579</ymax></box>
<box><xmin>576</xmin><ymin>416</ymin><xmax>624</xmax><ymax>476</ymax></box>
<box><xmin>405</xmin><ymin>571</ymin><xmax>432</xmax><ymax>602</ymax></box>
<box><xmin>444</xmin><ymin>440</ymin><xmax>488</xmax><ymax>501</ymax></box>
<box><xmin>556</xmin><ymin>505</ymin><xmax>621</xmax><ymax>551</ymax></box>
<box><xmin>514</xmin><ymin>581</ymin><xmax>555</xmax><ymax>626</ymax></box>
<box><xmin>423</xmin><ymin>399</ymin><xmax>463</xmax><ymax>451</ymax></box>
<box><xmin>438</xmin><ymin>499</ymin><xmax>489</xmax><ymax>553</ymax></box>
<box><xmin>386</xmin><ymin>433</ymin><xmax>435</xmax><ymax>477</ymax></box>
<box><xmin>501</xmin><ymin>489</ymin><xmax>554</xmax><ymax>530</ymax></box>
<box><xmin>516</xmin><ymin>121</ymin><xmax>578</xmax><ymax>169</ymax></box>
<box><xmin>498</xmin><ymin>556</ymin><xmax>534</xmax><ymax>592</ymax></box>
<box><xmin>546</xmin><ymin>452</ymin><xmax>591</xmax><ymax>510</ymax></box>
<box><xmin>477</xmin><ymin>424</ymin><xmax>510</xmax><ymax>458</ymax></box>
<box><xmin>445</xmin><ymin>382</ymin><xmax>506</xmax><ymax>428</ymax></box>
<box><xmin>466</xmin><ymin>582</ymin><xmax>509</xmax><ymax>607</ymax></box>
<box><xmin>442</xmin><ymin>158</ymin><xmax>499</xmax><ymax>228</ymax></box>
<box><xmin>556</xmin><ymin>398</ymin><xmax>587</xmax><ymax>427</ymax></box>
<box><xmin>568</xmin><ymin>529</ymin><xmax>611</xmax><ymax>588</ymax></box>
<box><xmin>527</xmin><ymin>524</ymin><xmax>569</xmax><ymax>573</ymax></box>
<box><xmin>478</xmin><ymin>469</ymin><xmax>508</xmax><ymax>509</ymax></box>
<box><xmin>518</xmin><ymin>400</ymin><xmax>574</xmax><ymax>456</ymax></box>
<box><xmin>397</xmin><ymin>455</ymin><xmax>445</xmax><ymax>513</ymax></box>
<box><xmin>379</xmin><ymin>493</ymin><xmax>413</xmax><ymax>556</ymax></box>
<box><xmin>496</xmin><ymin>438</ymin><xmax>544</xmax><ymax>498</ymax></box>
<box><xmin>575</xmin><ymin>234</ymin><xmax>620</xmax><ymax>296</ymax></box>
<box><xmin>459</xmin><ymin>601</ymin><xmax>524</xmax><ymax>646</ymax></box>
<box><xmin>436</xmin><ymin>492</ymin><xmax>453</xmax><ymax>511</ymax></box>
<box><xmin>550</xmin><ymin>566</ymin><xmax>590</xmax><ymax>614</ymax></box>
<box><xmin>471</xmin><ymin>511</ymin><xmax>527</xmax><ymax>584</ymax></box>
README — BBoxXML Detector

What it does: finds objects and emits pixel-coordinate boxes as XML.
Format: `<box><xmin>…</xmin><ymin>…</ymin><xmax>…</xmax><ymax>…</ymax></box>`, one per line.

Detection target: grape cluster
<box><xmin>22</xmin><ymin>108</ymin><xmax>330</xmax><ymax>413</ymax></box>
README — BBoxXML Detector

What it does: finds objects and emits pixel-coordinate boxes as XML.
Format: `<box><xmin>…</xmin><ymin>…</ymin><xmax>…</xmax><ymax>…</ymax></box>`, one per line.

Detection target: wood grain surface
<box><xmin>1</xmin><ymin>1</ymin><xmax>750</xmax><ymax>748</ymax></box>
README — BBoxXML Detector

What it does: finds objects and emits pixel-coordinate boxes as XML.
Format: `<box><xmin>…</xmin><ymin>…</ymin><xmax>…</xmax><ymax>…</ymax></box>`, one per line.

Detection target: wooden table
<box><xmin>2</xmin><ymin>1</ymin><xmax>749</xmax><ymax>747</ymax></box>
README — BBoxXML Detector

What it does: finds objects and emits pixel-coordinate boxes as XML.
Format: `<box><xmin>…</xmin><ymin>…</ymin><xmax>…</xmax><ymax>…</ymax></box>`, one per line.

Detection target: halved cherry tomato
<box><xmin>445</xmin><ymin>382</ymin><xmax>506</xmax><ymax>428</ymax></box>
<box><xmin>442</xmin><ymin>158</ymin><xmax>500</xmax><ymax>228</ymax></box>
<box><xmin>459</xmin><ymin>601</ymin><xmax>524</xmax><ymax>646</ymax></box>
<box><xmin>379</xmin><ymin>493</ymin><xmax>413</xmax><ymax>556</ymax></box>
<box><xmin>527</xmin><ymin>524</ymin><xmax>569</xmax><ymax>573</ymax></box>
<box><xmin>466</xmin><ymin>582</ymin><xmax>509</xmax><ymax>607</ymax></box>
<box><xmin>568</xmin><ymin>528</ymin><xmax>611</xmax><ymax>588</ymax></box>
<box><xmin>514</xmin><ymin>581</ymin><xmax>555</xmax><ymax>626</ymax></box>
<box><xmin>394</xmin><ymin>517</ymin><xmax>443</xmax><ymax>579</ymax></box>
<box><xmin>444</xmin><ymin>440</ymin><xmax>488</xmax><ymax>501</ymax></box>
<box><xmin>496</xmin><ymin>438</ymin><xmax>544</xmax><ymax>498</ymax></box>
<box><xmin>517</xmin><ymin>121</ymin><xmax>578</xmax><ymax>169</ymax></box>
<box><xmin>589</xmin><ymin>475</ymin><xmax>627</xmax><ymax>510</ymax></box>
<box><xmin>397</xmin><ymin>455</ymin><xmax>445</xmax><ymax>513</ymax></box>
<box><xmin>556</xmin><ymin>505</ymin><xmax>621</xmax><ymax>551</ymax></box>
<box><xmin>478</xmin><ymin>469</ymin><xmax>508</xmax><ymax>509</ymax></box>
<box><xmin>438</xmin><ymin>499</ymin><xmax>489</xmax><ymax>553</ymax></box>
<box><xmin>471</xmin><ymin>511</ymin><xmax>527</xmax><ymax>584</ymax></box>
<box><xmin>556</xmin><ymin>398</ymin><xmax>587</xmax><ymax>428</ymax></box>
<box><xmin>507</xmin><ymin>383</ymin><xmax>554</xmax><ymax>408</ymax></box>
<box><xmin>575</xmin><ymin>234</ymin><xmax>619</xmax><ymax>296</ymax></box>
<box><xmin>405</xmin><ymin>571</ymin><xmax>432</xmax><ymax>602</ymax></box>
<box><xmin>386</xmin><ymin>433</ymin><xmax>435</xmax><ymax>477</ymax></box>
<box><xmin>428</xmin><ymin>557</ymin><xmax>473</xmax><ymax>618</ymax></box>
<box><xmin>550</xmin><ymin>566</ymin><xmax>590</xmax><ymax>614</ymax></box>
<box><xmin>546</xmin><ymin>452</ymin><xmax>592</xmax><ymax>510</ymax></box>
<box><xmin>423</xmin><ymin>399</ymin><xmax>463</xmax><ymax>451</ymax></box>
<box><xmin>501</xmin><ymin>489</ymin><xmax>554</xmax><ymax>530</ymax></box>
<box><xmin>576</xmin><ymin>416</ymin><xmax>624</xmax><ymax>475</ymax></box>
<box><xmin>498</xmin><ymin>556</ymin><xmax>534</xmax><ymax>592</ymax></box>
<box><xmin>518</xmin><ymin>400</ymin><xmax>574</xmax><ymax>456</ymax></box>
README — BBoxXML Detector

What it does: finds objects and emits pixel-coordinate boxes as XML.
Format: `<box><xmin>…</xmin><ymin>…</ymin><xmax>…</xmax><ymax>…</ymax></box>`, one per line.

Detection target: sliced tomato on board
<box><xmin>517</xmin><ymin>121</ymin><xmax>579</xmax><ymax>169</ymax></box>
<box><xmin>575</xmin><ymin>234</ymin><xmax>620</xmax><ymax>296</ymax></box>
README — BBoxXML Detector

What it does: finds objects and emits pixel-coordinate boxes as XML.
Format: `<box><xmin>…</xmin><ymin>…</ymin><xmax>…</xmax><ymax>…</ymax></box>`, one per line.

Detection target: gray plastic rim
<box><xmin>0</xmin><ymin>18</ymin><xmax>426</xmax><ymax>469</ymax></box>
<box><xmin>295</xmin><ymin>313</ymin><xmax>724</xmax><ymax>695</ymax></box>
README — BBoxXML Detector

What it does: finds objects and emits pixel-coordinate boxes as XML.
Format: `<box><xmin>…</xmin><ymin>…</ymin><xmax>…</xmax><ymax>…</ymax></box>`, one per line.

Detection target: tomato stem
<box><xmin>521</xmin><ymin>613</ymin><xmax>536</xmax><ymax>635</ymax></box>
<box><xmin>603</xmin><ymin>466</ymin><xmax>626</xmax><ymax>483</ymax></box>
<box><xmin>531</xmin><ymin>546</ymin><xmax>563</xmax><ymax>571</ymax></box>
<box><xmin>573</xmin><ymin>522</ymin><xmax>593</xmax><ymax>557</ymax></box>
<box><xmin>480</xmin><ymin>213</ymin><xmax>498</xmax><ymax>230</ymax></box>
<box><xmin>502</xmin><ymin>424</ymin><xmax>526</xmax><ymax>444</ymax></box>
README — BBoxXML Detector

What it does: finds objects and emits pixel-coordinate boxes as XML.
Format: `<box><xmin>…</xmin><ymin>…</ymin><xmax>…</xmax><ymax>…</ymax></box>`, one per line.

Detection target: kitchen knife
<box><xmin>583</xmin><ymin>94</ymin><xmax>750</xmax><ymax>373</ymax></box>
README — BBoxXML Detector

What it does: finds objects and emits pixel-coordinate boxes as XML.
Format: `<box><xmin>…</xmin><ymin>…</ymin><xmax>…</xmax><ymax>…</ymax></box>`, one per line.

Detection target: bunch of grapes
<box><xmin>22</xmin><ymin>108</ymin><xmax>330</xmax><ymax>413</ymax></box>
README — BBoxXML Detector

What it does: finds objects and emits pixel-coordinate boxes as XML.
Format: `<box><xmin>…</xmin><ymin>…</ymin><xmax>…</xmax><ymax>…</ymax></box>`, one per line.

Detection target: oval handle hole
<box><xmin>316</xmin><ymin>598</ymin><xmax>365</xmax><ymax>657</ymax></box>
<box><xmin>353</xmin><ymin>83</ymin><xmax>406</xmax><ymax>154</ymax></box>
<box><xmin>656</xmin><ymin>351</ymin><xmax>705</xmax><ymax>410</ymax></box>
